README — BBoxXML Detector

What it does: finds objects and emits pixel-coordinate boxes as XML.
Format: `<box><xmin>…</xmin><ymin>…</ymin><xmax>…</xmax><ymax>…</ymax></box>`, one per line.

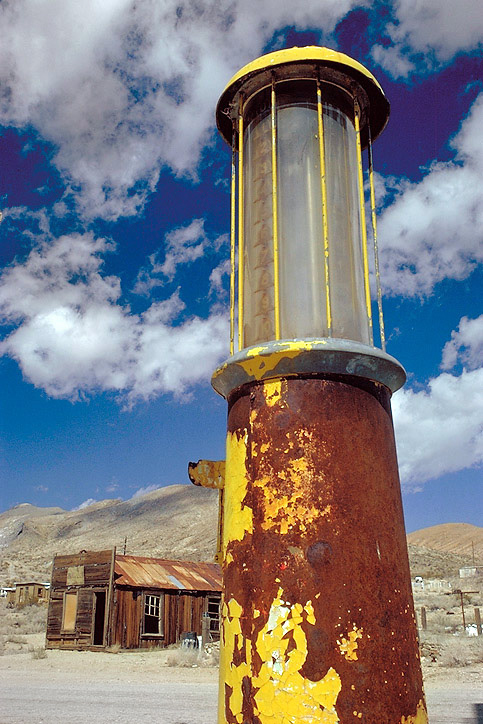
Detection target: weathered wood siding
<box><xmin>111</xmin><ymin>588</ymin><xmax>221</xmax><ymax>649</ymax></box>
<box><xmin>46</xmin><ymin>549</ymin><xmax>114</xmax><ymax>650</ymax></box>
<box><xmin>46</xmin><ymin>550</ymin><xmax>221</xmax><ymax>651</ymax></box>
<box><xmin>111</xmin><ymin>588</ymin><xmax>142</xmax><ymax>649</ymax></box>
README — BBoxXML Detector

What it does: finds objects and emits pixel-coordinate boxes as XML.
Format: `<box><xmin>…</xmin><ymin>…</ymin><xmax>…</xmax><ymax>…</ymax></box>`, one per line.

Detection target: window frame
<box><xmin>142</xmin><ymin>592</ymin><xmax>164</xmax><ymax>638</ymax></box>
<box><xmin>206</xmin><ymin>595</ymin><xmax>221</xmax><ymax>635</ymax></box>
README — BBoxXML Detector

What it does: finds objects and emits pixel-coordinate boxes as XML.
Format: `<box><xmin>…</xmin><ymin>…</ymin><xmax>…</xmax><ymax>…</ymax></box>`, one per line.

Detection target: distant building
<box><xmin>459</xmin><ymin>566</ymin><xmax>483</xmax><ymax>579</ymax></box>
<box><xmin>46</xmin><ymin>549</ymin><xmax>222</xmax><ymax>650</ymax></box>
<box><xmin>0</xmin><ymin>586</ymin><xmax>15</xmax><ymax>602</ymax></box>
<box><xmin>8</xmin><ymin>581</ymin><xmax>50</xmax><ymax>607</ymax></box>
<box><xmin>411</xmin><ymin>577</ymin><xmax>452</xmax><ymax>593</ymax></box>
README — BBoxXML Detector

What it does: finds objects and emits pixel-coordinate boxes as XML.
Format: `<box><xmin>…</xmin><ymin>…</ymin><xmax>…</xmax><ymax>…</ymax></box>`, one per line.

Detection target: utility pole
<box><xmin>196</xmin><ymin>46</ymin><xmax>427</xmax><ymax>723</ymax></box>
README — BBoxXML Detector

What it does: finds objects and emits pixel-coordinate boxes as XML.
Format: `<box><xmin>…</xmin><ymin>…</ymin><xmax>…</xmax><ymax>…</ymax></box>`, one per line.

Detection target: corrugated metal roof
<box><xmin>114</xmin><ymin>555</ymin><xmax>222</xmax><ymax>592</ymax></box>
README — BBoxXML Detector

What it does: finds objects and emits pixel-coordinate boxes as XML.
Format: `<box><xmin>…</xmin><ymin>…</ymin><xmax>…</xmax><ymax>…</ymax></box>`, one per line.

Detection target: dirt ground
<box><xmin>0</xmin><ymin>634</ymin><xmax>482</xmax><ymax>723</ymax></box>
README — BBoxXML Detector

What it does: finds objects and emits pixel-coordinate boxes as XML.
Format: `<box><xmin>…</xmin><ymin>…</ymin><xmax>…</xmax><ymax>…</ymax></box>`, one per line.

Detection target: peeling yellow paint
<box><xmin>400</xmin><ymin>700</ymin><xmax>429</xmax><ymax>724</ymax></box>
<box><xmin>337</xmin><ymin>626</ymin><xmax>363</xmax><ymax>661</ymax></box>
<box><xmin>223</xmin><ymin>430</ymin><xmax>253</xmax><ymax>554</ymax></box>
<box><xmin>237</xmin><ymin>340</ymin><xmax>327</xmax><ymax>382</ymax></box>
<box><xmin>253</xmin><ymin>427</ymin><xmax>327</xmax><ymax>535</ymax></box>
<box><xmin>264</xmin><ymin>379</ymin><xmax>284</xmax><ymax>407</ymax></box>
<box><xmin>220</xmin><ymin>589</ymin><xmax>341</xmax><ymax>723</ymax></box>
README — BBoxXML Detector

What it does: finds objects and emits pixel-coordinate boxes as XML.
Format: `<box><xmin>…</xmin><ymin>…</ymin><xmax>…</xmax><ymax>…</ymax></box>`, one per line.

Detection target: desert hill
<box><xmin>0</xmin><ymin>485</ymin><xmax>218</xmax><ymax>584</ymax></box>
<box><xmin>0</xmin><ymin>485</ymin><xmax>480</xmax><ymax>585</ymax></box>
<box><xmin>407</xmin><ymin>523</ymin><xmax>483</xmax><ymax>561</ymax></box>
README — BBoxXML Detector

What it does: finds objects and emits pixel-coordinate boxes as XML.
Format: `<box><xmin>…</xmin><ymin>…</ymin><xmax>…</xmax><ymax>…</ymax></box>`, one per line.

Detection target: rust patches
<box><xmin>220</xmin><ymin>376</ymin><xmax>426</xmax><ymax>723</ymax></box>
<box><xmin>252</xmin><ymin>429</ymin><xmax>329</xmax><ymax>536</ymax></box>
<box><xmin>306</xmin><ymin>540</ymin><xmax>332</xmax><ymax>567</ymax></box>
<box><xmin>401</xmin><ymin>700</ymin><xmax>429</xmax><ymax>724</ymax></box>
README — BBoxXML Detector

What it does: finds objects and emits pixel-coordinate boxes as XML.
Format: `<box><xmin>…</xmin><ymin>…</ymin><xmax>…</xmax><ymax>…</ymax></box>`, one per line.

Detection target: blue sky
<box><xmin>0</xmin><ymin>1</ymin><xmax>482</xmax><ymax>533</ymax></box>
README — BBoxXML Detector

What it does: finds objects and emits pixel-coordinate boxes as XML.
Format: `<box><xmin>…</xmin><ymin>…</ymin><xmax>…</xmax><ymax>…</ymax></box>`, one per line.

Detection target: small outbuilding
<box><xmin>46</xmin><ymin>549</ymin><xmax>222</xmax><ymax>651</ymax></box>
<box><xmin>9</xmin><ymin>581</ymin><xmax>50</xmax><ymax>607</ymax></box>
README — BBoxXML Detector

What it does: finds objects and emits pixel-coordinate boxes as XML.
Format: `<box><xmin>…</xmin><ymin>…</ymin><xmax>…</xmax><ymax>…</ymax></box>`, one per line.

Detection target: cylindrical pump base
<box><xmin>219</xmin><ymin>375</ymin><xmax>427</xmax><ymax>724</ymax></box>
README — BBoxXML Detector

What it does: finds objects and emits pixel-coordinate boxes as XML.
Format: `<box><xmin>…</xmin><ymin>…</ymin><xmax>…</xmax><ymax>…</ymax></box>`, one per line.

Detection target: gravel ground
<box><xmin>0</xmin><ymin>635</ymin><xmax>481</xmax><ymax>723</ymax></box>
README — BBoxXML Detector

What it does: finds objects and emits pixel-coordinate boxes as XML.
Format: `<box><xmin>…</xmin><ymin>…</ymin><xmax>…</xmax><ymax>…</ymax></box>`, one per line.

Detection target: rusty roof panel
<box><xmin>114</xmin><ymin>555</ymin><xmax>222</xmax><ymax>592</ymax></box>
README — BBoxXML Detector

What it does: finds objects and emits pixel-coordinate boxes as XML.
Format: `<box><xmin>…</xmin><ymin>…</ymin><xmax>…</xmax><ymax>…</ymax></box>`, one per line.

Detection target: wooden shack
<box><xmin>10</xmin><ymin>581</ymin><xmax>50</xmax><ymax>607</ymax></box>
<box><xmin>46</xmin><ymin>549</ymin><xmax>222</xmax><ymax>650</ymax></box>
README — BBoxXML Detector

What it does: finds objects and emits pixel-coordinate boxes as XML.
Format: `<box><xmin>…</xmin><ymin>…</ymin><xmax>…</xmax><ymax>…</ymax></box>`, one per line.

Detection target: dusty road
<box><xmin>0</xmin><ymin>676</ymin><xmax>482</xmax><ymax>723</ymax></box>
<box><xmin>0</xmin><ymin>637</ymin><xmax>481</xmax><ymax>723</ymax></box>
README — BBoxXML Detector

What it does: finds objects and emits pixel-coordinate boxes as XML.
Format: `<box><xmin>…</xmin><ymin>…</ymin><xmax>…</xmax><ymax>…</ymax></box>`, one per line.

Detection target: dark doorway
<box><xmin>93</xmin><ymin>591</ymin><xmax>106</xmax><ymax>646</ymax></box>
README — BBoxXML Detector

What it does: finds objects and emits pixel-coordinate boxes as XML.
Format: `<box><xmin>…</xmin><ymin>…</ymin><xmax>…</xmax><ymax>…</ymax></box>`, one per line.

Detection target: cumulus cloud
<box><xmin>393</xmin><ymin>316</ymin><xmax>483</xmax><ymax>488</ymax></box>
<box><xmin>0</xmin><ymin>0</ymin><xmax>360</xmax><ymax>221</ymax></box>
<box><xmin>133</xmin><ymin>218</ymin><xmax>208</xmax><ymax>296</ymax></box>
<box><xmin>372</xmin><ymin>0</ymin><xmax>483</xmax><ymax>77</ymax></box>
<box><xmin>73</xmin><ymin>498</ymin><xmax>97</xmax><ymax>510</ymax></box>
<box><xmin>441</xmin><ymin>315</ymin><xmax>483</xmax><ymax>371</ymax></box>
<box><xmin>393</xmin><ymin>368</ymin><xmax>483</xmax><ymax>488</ymax></box>
<box><xmin>378</xmin><ymin>93</ymin><xmax>483</xmax><ymax>296</ymax></box>
<box><xmin>133</xmin><ymin>219</ymin><xmax>229</xmax><ymax>297</ymax></box>
<box><xmin>209</xmin><ymin>259</ymin><xmax>231</xmax><ymax>297</ymax></box>
<box><xmin>0</xmin><ymin>232</ymin><xmax>228</xmax><ymax>402</ymax></box>
<box><xmin>131</xmin><ymin>484</ymin><xmax>160</xmax><ymax>499</ymax></box>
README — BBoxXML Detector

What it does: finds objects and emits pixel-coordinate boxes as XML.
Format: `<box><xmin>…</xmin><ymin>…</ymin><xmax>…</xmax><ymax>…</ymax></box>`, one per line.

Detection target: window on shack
<box><xmin>62</xmin><ymin>591</ymin><xmax>78</xmax><ymax>631</ymax></box>
<box><xmin>207</xmin><ymin>596</ymin><xmax>221</xmax><ymax>633</ymax></box>
<box><xmin>143</xmin><ymin>594</ymin><xmax>164</xmax><ymax>636</ymax></box>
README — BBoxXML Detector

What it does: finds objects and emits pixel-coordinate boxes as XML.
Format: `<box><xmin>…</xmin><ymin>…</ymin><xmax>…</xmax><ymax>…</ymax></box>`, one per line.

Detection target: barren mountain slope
<box><xmin>0</xmin><ymin>485</ymin><xmax>218</xmax><ymax>584</ymax></box>
<box><xmin>407</xmin><ymin>523</ymin><xmax>483</xmax><ymax>561</ymax></box>
<box><xmin>0</xmin><ymin>486</ymin><xmax>479</xmax><ymax>585</ymax></box>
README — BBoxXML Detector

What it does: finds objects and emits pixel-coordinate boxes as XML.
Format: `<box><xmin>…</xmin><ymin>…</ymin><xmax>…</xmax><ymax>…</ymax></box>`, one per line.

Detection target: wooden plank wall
<box><xmin>46</xmin><ymin>549</ymin><xmax>113</xmax><ymax>649</ymax></box>
<box><xmin>111</xmin><ymin>588</ymin><xmax>142</xmax><ymax>649</ymax></box>
<box><xmin>113</xmin><ymin>588</ymin><xmax>219</xmax><ymax>649</ymax></box>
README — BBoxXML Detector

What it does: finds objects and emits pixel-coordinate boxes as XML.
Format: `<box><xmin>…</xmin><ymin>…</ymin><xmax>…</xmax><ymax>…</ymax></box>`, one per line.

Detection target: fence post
<box><xmin>475</xmin><ymin>608</ymin><xmax>482</xmax><ymax>636</ymax></box>
<box><xmin>420</xmin><ymin>606</ymin><xmax>427</xmax><ymax>631</ymax></box>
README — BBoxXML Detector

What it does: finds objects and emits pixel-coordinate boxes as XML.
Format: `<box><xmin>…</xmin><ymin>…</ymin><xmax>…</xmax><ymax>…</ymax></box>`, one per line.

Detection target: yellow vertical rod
<box><xmin>229</xmin><ymin>138</ymin><xmax>236</xmax><ymax>356</ymax></box>
<box><xmin>316</xmin><ymin>81</ymin><xmax>332</xmax><ymax>336</ymax></box>
<box><xmin>237</xmin><ymin>97</ymin><xmax>244</xmax><ymax>350</ymax></box>
<box><xmin>368</xmin><ymin>130</ymin><xmax>386</xmax><ymax>352</ymax></box>
<box><xmin>271</xmin><ymin>77</ymin><xmax>281</xmax><ymax>340</ymax></box>
<box><xmin>354</xmin><ymin>102</ymin><xmax>373</xmax><ymax>344</ymax></box>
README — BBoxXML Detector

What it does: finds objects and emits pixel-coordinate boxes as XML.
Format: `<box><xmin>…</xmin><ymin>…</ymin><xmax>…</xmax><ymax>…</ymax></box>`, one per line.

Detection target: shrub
<box><xmin>439</xmin><ymin>638</ymin><xmax>483</xmax><ymax>668</ymax></box>
<box><xmin>166</xmin><ymin>647</ymin><xmax>200</xmax><ymax>668</ymax></box>
<box><xmin>30</xmin><ymin>646</ymin><xmax>47</xmax><ymax>660</ymax></box>
<box><xmin>6</xmin><ymin>634</ymin><xmax>27</xmax><ymax>644</ymax></box>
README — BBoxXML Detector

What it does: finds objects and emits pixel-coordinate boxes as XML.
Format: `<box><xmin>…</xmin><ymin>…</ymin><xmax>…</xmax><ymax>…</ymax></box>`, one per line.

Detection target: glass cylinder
<box><xmin>241</xmin><ymin>80</ymin><xmax>371</xmax><ymax>349</ymax></box>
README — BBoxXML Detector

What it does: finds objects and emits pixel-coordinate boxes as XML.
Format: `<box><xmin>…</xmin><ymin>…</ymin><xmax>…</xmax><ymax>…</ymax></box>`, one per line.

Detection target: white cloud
<box><xmin>393</xmin><ymin>368</ymin><xmax>483</xmax><ymax>488</ymax></box>
<box><xmin>0</xmin><ymin>233</ymin><xmax>228</xmax><ymax>402</ymax></box>
<box><xmin>441</xmin><ymin>315</ymin><xmax>483</xmax><ymax>371</ymax></box>
<box><xmin>371</xmin><ymin>43</ymin><xmax>416</xmax><ymax>79</ymax></box>
<box><xmin>133</xmin><ymin>220</ymin><xmax>229</xmax><ymax>296</ymax></box>
<box><xmin>372</xmin><ymin>0</ymin><xmax>483</xmax><ymax>77</ymax></box>
<box><xmin>73</xmin><ymin>498</ymin><xmax>97</xmax><ymax>510</ymax></box>
<box><xmin>0</xmin><ymin>0</ymin><xmax>360</xmax><ymax>221</ymax></box>
<box><xmin>134</xmin><ymin>219</ymin><xmax>207</xmax><ymax>296</ymax></box>
<box><xmin>378</xmin><ymin>93</ymin><xmax>483</xmax><ymax>296</ymax></box>
<box><xmin>209</xmin><ymin>258</ymin><xmax>231</xmax><ymax>297</ymax></box>
<box><xmin>159</xmin><ymin>218</ymin><xmax>207</xmax><ymax>280</ymax></box>
<box><xmin>393</xmin><ymin>317</ymin><xmax>483</xmax><ymax>488</ymax></box>
<box><xmin>131</xmin><ymin>484</ymin><xmax>159</xmax><ymax>499</ymax></box>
